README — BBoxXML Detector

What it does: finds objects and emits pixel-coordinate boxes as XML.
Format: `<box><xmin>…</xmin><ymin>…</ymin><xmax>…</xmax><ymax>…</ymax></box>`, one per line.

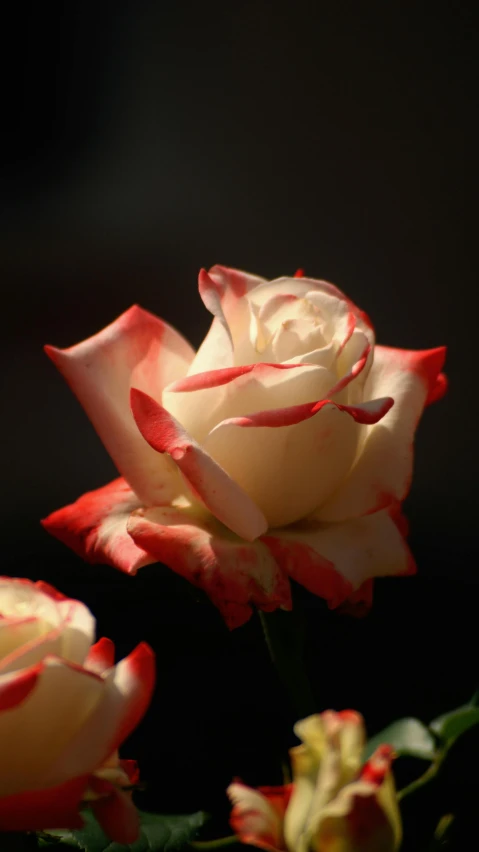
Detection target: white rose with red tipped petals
<box><xmin>0</xmin><ymin>577</ymin><xmax>155</xmax><ymax>841</ymax></box>
<box><xmin>43</xmin><ymin>266</ymin><xmax>446</xmax><ymax>628</ymax></box>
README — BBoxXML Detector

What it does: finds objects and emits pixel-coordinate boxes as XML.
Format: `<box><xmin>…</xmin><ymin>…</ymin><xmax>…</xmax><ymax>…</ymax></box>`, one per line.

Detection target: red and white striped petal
<box><xmin>228</xmin><ymin>782</ymin><xmax>291</xmax><ymax>852</ymax></box>
<box><xmin>318</xmin><ymin>345</ymin><xmax>447</xmax><ymax>522</ymax></box>
<box><xmin>45</xmin><ymin>305</ymin><xmax>193</xmax><ymax>505</ymax></box>
<box><xmin>127</xmin><ymin>505</ymin><xmax>292</xmax><ymax>629</ymax></box>
<box><xmin>327</xmin><ymin>329</ymin><xmax>372</xmax><ymax>402</ymax></box>
<box><xmin>130</xmin><ymin>389</ymin><xmax>268</xmax><ymax>541</ymax></box>
<box><xmin>0</xmin><ymin>776</ymin><xmax>88</xmax><ymax>831</ymax></box>
<box><xmin>164</xmin><ymin>362</ymin><xmax>334</xmax><ymax>444</ymax></box>
<box><xmin>0</xmin><ymin>579</ymin><xmax>95</xmax><ymax>673</ymax></box>
<box><xmin>0</xmin><ymin>656</ymin><xmax>105</xmax><ymax>796</ymax></box>
<box><xmin>42</xmin><ymin>477</ymin><xmax>154</xmax><ymax>575</ymax></box>
<box><xmin>42</xmin><ymin>642</ymin><xmax>155</xmax><ymax>788</ymax></box>
<box><xmin>203</xmin><ymin>398</ymin><xmax>392</xmax><ymax>529</ymax></box>
<box><xmin>262</xmin><ymin>510</ymin><xmax>415</xmax><ymax>603</ymax></box>
<box><xmin>0</xmin><ymin>664</ymin><xmax>42</xmax><ymax>711</ymax></box>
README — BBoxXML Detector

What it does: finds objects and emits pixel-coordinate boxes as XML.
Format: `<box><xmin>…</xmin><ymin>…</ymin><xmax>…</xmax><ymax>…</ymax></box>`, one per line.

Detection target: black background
<box><xmin>1</xmin><ymin>0</ymin><xmax>478</xmax><ymax>829</ymax></box>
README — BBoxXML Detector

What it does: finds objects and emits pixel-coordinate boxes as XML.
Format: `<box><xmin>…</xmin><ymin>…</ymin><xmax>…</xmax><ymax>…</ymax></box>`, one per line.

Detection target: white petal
<box><xmin>0</xmin><ymin>657</ymin><xmax>105</xmax><ymax>796</ymax></box>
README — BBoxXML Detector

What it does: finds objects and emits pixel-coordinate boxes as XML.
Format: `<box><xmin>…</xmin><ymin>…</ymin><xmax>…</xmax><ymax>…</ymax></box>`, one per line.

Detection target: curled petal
<box><xmin>130</xmin><ymin>389</ymin><xmax>268</xmax><ymax>541</ymax></box>
<box><xmin>0</xmin><ymin>664</ymin><xmax>42</xmax><ymax>711</ymax></box>
<box><xmin>228</xmin><ymin>781</ymin><xmax>291</xmax><ymax>852</ymax></box>
<box><xmin>262</xmin><ymin>510</ymin><xmax>415</xmax><ymax>606</ymax></box>
<box><xmin>127</xmin><ymin>505</ymin><xmax>292</xmax><ymax>629</ymax></box>
<box><xmin>318</xmin><ymin>345</ymin><xmax>447</xmax><ymax>522</ymax></box>
<box><xmin>85</xmin><ymin>638</ymin><xmax>116</xmax><ymax>674</ymax></box>
<box><xmin>42</xmin><ymin>478</ymin><xmax>154</xmax><ymax>575</ymax></box>
<box><xmin>45</xmin><ymin>305</ymin><xmax>192</xmax><ymax>505</ymax></box>
<box><xmin>190</xmin><ymin>266</ymin><xmax>266</xmax><ymax>372</ymax></box>
<box><xmin>164</xmin><ymin>361</ymin><xmax>333</xmax><ymax>444</ymax></box>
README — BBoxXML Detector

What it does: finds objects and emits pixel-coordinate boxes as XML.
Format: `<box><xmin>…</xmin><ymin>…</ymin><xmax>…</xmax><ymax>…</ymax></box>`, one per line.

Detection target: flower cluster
<box><xmin>2</xmin><ymin>265</ymin><xmax>448</xmax><ymax>847</ymax></box>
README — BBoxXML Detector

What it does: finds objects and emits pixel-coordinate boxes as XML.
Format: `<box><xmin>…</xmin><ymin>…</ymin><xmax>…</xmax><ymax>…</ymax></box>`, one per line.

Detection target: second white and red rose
<box><xmin>0</xmin><ymin>576</ymin><xmax>155</xmax><ymax>840</ymax></box>
<box><xmin>43</xmin><ymin>266</ymin><xmax>446</xmax><ymax>628</ymax></box>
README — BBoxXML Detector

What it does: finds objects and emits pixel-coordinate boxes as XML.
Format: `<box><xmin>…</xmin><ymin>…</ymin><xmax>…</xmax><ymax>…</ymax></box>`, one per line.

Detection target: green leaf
<box><xmin>39</xmin><ymin>809</ymin><xmax>208</xmax><ymax>852</ymax></box>
<box><xmin>430</xmin><ymin>705</ymin><xmax>479</xmax><ymax>743</ymax></box>
<box><xmin>363</xmin><ymin>717</ymin><xmax>436</xmax><ymax>762</ymax></box>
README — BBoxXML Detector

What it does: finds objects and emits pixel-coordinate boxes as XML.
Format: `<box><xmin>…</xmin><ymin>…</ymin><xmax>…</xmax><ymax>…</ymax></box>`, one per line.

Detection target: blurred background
<box><xmin>1</xmin><ymin>0</ymin><xmax>477</xmax><ymax>825</ymax></box>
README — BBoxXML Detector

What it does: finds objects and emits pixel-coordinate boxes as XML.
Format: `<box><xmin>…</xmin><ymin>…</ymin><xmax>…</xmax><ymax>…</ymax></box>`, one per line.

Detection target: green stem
<box><xmin>258</xmin><ymin>608</ymin><xmax>316</xmax><ymax>719</ymax></box>
<box><xmin>398</xmin><ymin>737</ymin><xmax>453</xmax><ymax>802</ymax></box>
<box><xmin>190</xmin><ymin>837</ymin><xmax>238</xmax><ymax>850</ymax></box>
<box><xmin>397</xmin><ymin>761</ymin><xmax>439</xmax><ymax>801</ymax></box>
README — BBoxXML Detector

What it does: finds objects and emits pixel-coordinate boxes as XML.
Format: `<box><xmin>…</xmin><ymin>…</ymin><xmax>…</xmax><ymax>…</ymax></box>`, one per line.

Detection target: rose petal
<box><xmin>92</xmin><ymin>786</ymin><xmax>140</xmax><ymax>844</ymax></box>
<box><xmin>85</xmin><ymin>638</ymin><xmax>116</xmax><ymax>675</ymax></box>
<box><xmin>127</xmin><ymin>505</ymin><xmax>292</xmax><ymax>629</ymax></box>
<box><xmin>313</xmin><ymin>746</ymin><xmax>402</xmax><ymax>852</ymax></box>
<box><xmin>0</xmin><ymin>664</ymin><xmax>42</xmax><ymax>711</ymax></box>
<box><xmin>45</xmin><ymin>305</ymin><xmax>193</xmax><ymax>504</ymax></box>
<box><xmin>228</xmin><ymin>781</ymin><xmax>290</xmax><ymax>852</ymax></box>
<box><xmin>0</xmin><ymin>657</ymin><xmax>105</xmax><ymax>796</ymax></box>
<box><xmin>42</xmin><ymin>643</ymin><xmax>155</xmax><ymax>787</ymax></box>
<box><xmin>327</xmin><ymin>329</ymin><xmax>372</xmax><ymax>401</ymax></box>
<box><xmin>42</xmin><ymin>477</ymin><xmax>154</xmax><ymax>575</ymax></box>
<box><xmin>262</xmin><ymin>510</ymin><xmax>415</xmax><ymax>603</ymax></box>
<box><xmin>130</xmin><ymin>389</ymin><xmax>268</xmax><ymax>541</ymax></box>
<box><xmin>0</xmin><ymin>579</ymin><xmax>95</xmax><ymax>673</ymax></box>
<box><xmin>189</xmin><ymin>266</ymin><xmax>266</xmax><ymax>372</ymax></box>
<box><xmin>318</xmin><ymin>345</ymin><xmax>446</xmax><ymax>521</ymax></box>
<box><xmin>203</xmin><ymin>398</ymin><xmax>392</xmax><ymax>528</ymax></box>
<box><xmin>164</xmin><ymin>362</ymin><xmax>334</xmax><ymax>444</ymax></box>
<box><xmin>285</xmin><ymin>711</ymin><xmax>366</xmax><ymax>852</ymax></box>
<box><xmin>0</xmin><ymin>775</ymin><xmax>88</xmax><ymax>831</ymax></box>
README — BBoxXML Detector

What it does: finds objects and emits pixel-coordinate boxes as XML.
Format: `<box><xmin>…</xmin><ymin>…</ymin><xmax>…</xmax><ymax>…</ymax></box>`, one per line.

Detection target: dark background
<box><xmin>1</xmin><ymin>0</ymin><xmax>477</xmax><ymax>829</ymax></box>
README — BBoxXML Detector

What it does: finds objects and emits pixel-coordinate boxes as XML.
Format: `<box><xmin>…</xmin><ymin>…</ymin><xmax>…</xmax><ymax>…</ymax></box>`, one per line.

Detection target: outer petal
<box><xmin>130</xmin><ymin>389</ymin><xmax>268</xmax><ymax>541</ymax></box>
<box><xmin>318</xmin><ymin>346</ymin><xmax>446</xmax><ymax>521</ymax></box>
<box><xmin>85</xmin><ymin>638</ymin><xmax>116</xmax><ymax>674</ymax></box>
<box><xmin>203</xmin><ymin>398</ymin><xmax>392</xmax><ymax>528</ymax></box>
<box><xmin>45</xmin><ymin>305</ymin><xmax>193</xmax><ymax>505</ymax></box>
<box><xmin>42</xmin><ymin>477</ymin><xmax>154</xmax><ymax>575</ymax></box>
<box><xmin>127</xmin><ymin>505</ymin><xmax>292</xmax><ymax>629</ymax></box>
<box><xmin>42</xmin><ymin>643</ymin><xmax>155</xmax><ymax>788</ymax></box>
<box><xmin>0</xmin><ymin>775</ymin><xmax>87</xmax><ymax>831</ymax></box>
<box><xmin>228</xmin><ymin>781</ymin><xmax>291</xmax><ymax>852</ymax></box>
<box><xmin>0</xmin><ymin>657</ymin><xmax>105</xmax><ymax>796</ymax></box>
<box><xmin>91</xmin><ymin>786</ymin><xmax>140</xmax><ymax>844</ymax></box>
<box><xmin>262</xmin><ymin>511</ymin><xmax>415</xmax><ymax>606</ymax></box>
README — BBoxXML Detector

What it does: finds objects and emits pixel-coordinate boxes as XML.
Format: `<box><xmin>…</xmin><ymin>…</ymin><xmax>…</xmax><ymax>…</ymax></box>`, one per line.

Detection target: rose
<box><xmin>0</xmin><ymin>576</ymin><xmax>155</xmax><ymax>841</ymax></box>
<box><xmin>228</xmin><ymin>710</ymin><xmax>402</xmax><ymax>852</ymax></box>
<box><xmin>43</xmin><ymin>265</ymin><xmax>446</xmax><ymax>628</ymax></box>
